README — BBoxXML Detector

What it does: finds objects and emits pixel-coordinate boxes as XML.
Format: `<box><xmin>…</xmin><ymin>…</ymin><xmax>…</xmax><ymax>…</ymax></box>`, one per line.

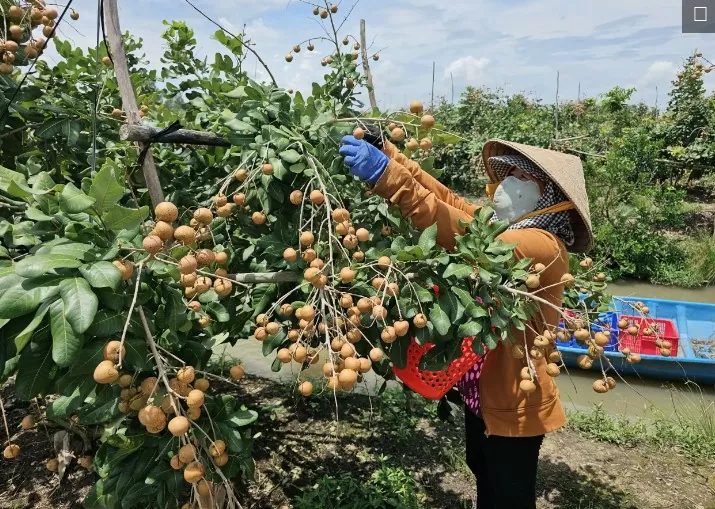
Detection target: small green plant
<box><xmin>293</xmin><ymin>462</ymin><xmax>425</xmax><ymax>509</ymax></box>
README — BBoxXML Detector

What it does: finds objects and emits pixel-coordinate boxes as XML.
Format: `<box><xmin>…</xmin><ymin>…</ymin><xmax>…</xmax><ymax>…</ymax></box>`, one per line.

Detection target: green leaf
<box><xmin>15</xmin><ymin>253</ymin><xmax>82</xmax><ymax>278</ymax></box>
<box><xmin>429</xmin><ymin>304</ymin><xmax>450</xmax><ymax>336</ymax></box>
<box><xmin>387</xmin><ymin>335</ymin><xmax>411</xmax><ymax>369</ymax></box>
<box><xmin>47</xmin><ymin>377</ymin><xmax>95</xmax><ymax>418</ymax></box>
<box><xmin>0</xmin><ymin>275</ymin><xmax>63</xmax><ymax>319</ymax></box>
<box><xmin>25</xmin><ymin>207</ymin><xmax>54</xmax><ymax>221</ymax></box>
<box><xmin>227</xmin><ymin>409</ymin><xmax>258</xmax><ymax>427</ymax></box>
<box><xmin>225</xmin><ymin>118</ymin><xmax>258</xmax><ymax>133</ymax></box>
<box><xmin>90</xmin><ymin>163</ymin><xmax>125</xmax><ymax>215</ymax></box>
<box><xmin>80</xmin><ymin>262</ymin><xmax>121</xmax><ymax>290</ymax></box>
<box><xmin>15</xmin><ymin>340</ymin><xmax>54</xmax><ymax>400</ymax></box>
<box><xmin>14</xmin><ymin>300</ymin><xmax>51</xmax><ymax>353</ymax></box>
<box><xmin>102</xmin><ymin>205</ymin><xmax>150</xmax><ymax>232</ymax></box>
<box><xmin>414</xmin><ymin>285</ymin><xmax>434</xmax><ymax>303</ymax></box>
<box><xmin>35</xmin><ymin>240</ymin><xmax>95</xmax><ymax>260</ymax></box>
<box><xmin>59</xmin><ymin>278</ymin><xmax>98</xmax><ymax>334</ymax></box>
<box><xmin>59</xmin><ymin>183</ymin><xmax>96</xmax><ymax>214</ymax></box>
<box><xmin>279</xmin><ymin>149</ymin><xmax>302</xmax><ymax>164</ymax></box>
<box><xmin>50</xmin><ymin>299</ymin><xmax>84</xmax><ymax>367</ymax></box>
<box><xmin>124</xmin><ymin>339</ymin><xmax>151</xmax><ymax>371</ymax></box>
<box><xmin>443</xmin><ymin>263</ymin><xmax>474</xmax><ymax>279</ymax></box>
<box><xmin>78</xmin><ymin>386</ymin><xmax>120</xmax><ymax>425</ymax></box>
<box><xmin>457</xmin><ymin>321</ymin><xmax>483</xmax><ymax>338</ymax></box>
<box><xmin>418</xmin><ymin>223</ymin><xmax>438</xmax><ymax>253</ymax></box>
<box><xmin>87</xmin><ymin>310</ymin><xmax>125</xmax><ymax>337</ymax></box>
<box><xmin>68</xmin><ymin>341</ymin><xmax>105</xmax><ymax>375</ymax></box>
<box><xmin>206</xmin><ymin>302</ymin><xmax>230</xmax><ymax>323</ymax></box>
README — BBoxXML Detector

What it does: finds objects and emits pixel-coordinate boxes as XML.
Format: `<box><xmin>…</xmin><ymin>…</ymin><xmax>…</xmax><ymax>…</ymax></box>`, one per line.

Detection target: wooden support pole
<box><xmin>120</xmin><ymin>125</ymin><xmax>230</xmax><ymax>147</ymax></box>
<box><xmin>103</xmin><ymin>0</ymin><xmax>165</xmax><ymax>208</ymax></box>
<box><xmin>359</xmin><ymin>19</ymin><xmax>378</xmax><ymax>110</ymax></box>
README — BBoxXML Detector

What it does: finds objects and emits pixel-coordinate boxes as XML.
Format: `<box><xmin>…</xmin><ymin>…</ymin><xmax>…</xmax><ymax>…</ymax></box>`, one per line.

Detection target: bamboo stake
<box><xmin>103</xmin><ymin>0</ymin><xmax>165</xmax><ymax>207</ymax></box>
<box><xmin>359</xmin><ymin>19</ymin><xmax>377</xmax><ymax>110</ymax></box>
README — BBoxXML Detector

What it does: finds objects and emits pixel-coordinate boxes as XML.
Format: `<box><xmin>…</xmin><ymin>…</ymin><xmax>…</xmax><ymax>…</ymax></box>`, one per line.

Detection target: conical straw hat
<box><xmin>481</xmin><ymin>139</ymin><xmax>593</xmax><ymax>253</ymax></box>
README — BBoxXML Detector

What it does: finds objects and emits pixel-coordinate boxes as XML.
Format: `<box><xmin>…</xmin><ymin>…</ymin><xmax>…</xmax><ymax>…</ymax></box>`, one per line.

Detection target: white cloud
<box><xmin>444</xmin><ymin>56</ymin><xmax>490</xmax><ymax>83</ymax></box>
<box><xmin>639</xmin><ymin>61</ymin><xmax>678</xmax><ymax>85</ymax></box>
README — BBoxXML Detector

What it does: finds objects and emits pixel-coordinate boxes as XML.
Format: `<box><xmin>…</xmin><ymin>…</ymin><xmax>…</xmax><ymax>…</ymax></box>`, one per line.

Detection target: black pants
<box><xmin>465</xmin><ymin>407</ymin><xmax>544</xmax><ymax>509</ymax></box>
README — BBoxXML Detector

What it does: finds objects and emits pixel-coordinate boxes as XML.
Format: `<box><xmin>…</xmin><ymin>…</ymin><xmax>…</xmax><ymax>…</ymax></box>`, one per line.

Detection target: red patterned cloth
<box><xmin>456</xmin><ymin>353</ymin><xmax>488</xmax><ymax>416</ymax></box>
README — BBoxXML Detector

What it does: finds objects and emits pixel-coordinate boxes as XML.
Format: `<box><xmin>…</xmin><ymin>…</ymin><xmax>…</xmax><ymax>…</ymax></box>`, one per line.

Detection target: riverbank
<box><xmin>2</xmin><ymin>375</ymin><xmax>714</xmax><ymax>509</ymax></box>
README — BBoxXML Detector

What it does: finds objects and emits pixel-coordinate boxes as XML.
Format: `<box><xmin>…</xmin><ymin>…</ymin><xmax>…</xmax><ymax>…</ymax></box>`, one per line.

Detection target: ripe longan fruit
<box><xmin>177</xmin><ymin>366</ymin><xmax>196</xmax><ymax>384</ymax></box>
<box><xmin>525</xmin><ymin>274</ymin><xmax>540</xmax><ymax>289</ymax></box>
<box><xmin>173</xmin><ymin>225</ymin><xmax>196</xmax><ymax>245</ymax></box>
<box><xmin>194</xmin><ymin>208</ymin><xmax>213</xmax><ymax>225</ymax></box>
<box><xmin>409</xmin><ymin>100</ymin><xmax>423</xmax><ymax>114</ymax></box>
<box><xmin>214</xmin><ymin>452</ymin><xmax>229</xmax><ymax>467</ymax></box>
<box><xmin>94</xmin><ymin>360</ymin><xmax>119</xmax><ymax>384</ymax></box>
<box><xmin>168</xmin><ymin>416</ymin><xmax>190</xmax><ymax>437</ymax></box>
<box><xmin>3</xmin><ymin>444</ymin><xmax>20</xmax><ymax>459</ymax></box>
<box><xmin>560</xmin><ymin>273</ymin><xmax>575</xmax><ymax>288</ymax></box>
<box><xmin>421</xmin><ymin>115</ymin><xmax>435</xmax><ymax>129</ymax></box>
<box><xmin>390</xmin><ymin>128</ymin><xmax>405</xmax><ymax>142</ymax></box>
<box><xmin>343</xmin><ymin>234</ymin><xmax>358</xmax><ymax>249</ymax></box>
<box><xmin>413</xmin><ymin>313</ymin><xmax>428</xmax><ymax>328</ymax></box>
<box><xmin>394</xmin><ymin>320</ymin><xmax>409</xmax><ymax>337</ymax></box>
<box><xmin>143</xmin><ymin>235</ymin><xmax>163</xmax><ymax>255</ymax></box>
<box><xmin>46</xmin><ymin>458</ymin><xmax>59</xmax><ymax>472</ymax></box>
<box><xmin>353</xmin><ymin>251</ymin><xmax>365</xmax><ymax>262</ymax></box>
<box><xmin>186</xmin><ymin>389</ymin><xmax>205</xmax><ymax>408</ymax></box>
<box><xmin>277</xmin><ymin>348</ymin><xmax>292</xmax><ymax>363</ymax></box>
<box><xmin>21</xmin><ymin>415</ymin><xmax>35</xmax><ymax>430</ymax></box>
<box><xmin>230</xmin><ymin>365</ymin><xmax>245</xmax><ymax>380</ymax></box>
<box><xmin>592</xmin><ymin>379</ymin><xmax>609</xmax><ymax>394</ymax></box>
<box><xmin>170</xmin><ymin>455</ymin><xmax>183</xmax><ymax>470</ymax></box>
<box><xmin>290</xmin><ymin>190</ymin><xmax>303</xmax><ymax>205</ymax></box>
<box><xmin>340</xmin><ymin>267</ymin><xmax>355</xmax><ymax>283</ymax></box>
<box><xmin>520</xmin><ymin>379</ymin><xmax>537</xmax><ymax>394</ymax></box>
<box><xmin>300</xmin><ymin>231</ymin><xmax>315</xmax><ymax>246</ymax></box>
<box><xmin>356</xmin><ymin>228</ymin><xmax>369</xmax><ymax>242</ymax></box>
<box><xmin>252</xmin><ymin>211</ymin><xmax>266</xmax><ymax>225</ymax></box>
<box><xmin>184</xmin><ymin>462</ymin><xmax>205</xmax><ymax>484</ymax></box>
<box><xmin>235</xmin><ymin>168</ymin><xmax>248</xmax><ymax>182</ymax></box>
<box><xmin>353</xmin><ymin>127</ymin><xmax>365</xmax><ymax>140</ymax></box>
<box><xmin>194</xmin><ymin>378</ymin><xmax>210</xmax><ymax>392</ymax></box>
<box><xmin>103</xmin><ymin>340</ymin><xmax>125</xmax><ymax>363</ymax></box>
<box><xmin>209</xmin><ymin>440</ymin><xmax>226</xmax><ymax>457</ymax></box>
<box><xmin>309</xmin><ymin>190</ymin><xmax>325</xmax><ymax>205</ymax></box>
<box><xmin>233</xmin><ymin>193</ymin><xmax>246</xmax><ymax>206</ymax></box>
<box><xmin>299</xmin><ymin>381</ymin><xmax>313</xmax><ymax>396</ymax></box>
<box><xmin>262</xmin><ymin>163</ymin><xmax>273</xmax><ymax>175</ymax></box>
<box><xmin>406</xmin><ymin>138</ymin><xmax>419</xmax><ymax>151</ymax></box>
<box><xmin>419</xmin><ymin>138</ymin><xmax>433</xmax><ymax>151</ymax></box>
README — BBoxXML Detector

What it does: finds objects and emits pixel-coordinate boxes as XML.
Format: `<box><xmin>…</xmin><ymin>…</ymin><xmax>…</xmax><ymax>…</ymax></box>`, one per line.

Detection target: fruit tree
<box><xmin>0</xmin><ymin>2</ymin><xmax>655</xmax><ymax>508</ymax></box>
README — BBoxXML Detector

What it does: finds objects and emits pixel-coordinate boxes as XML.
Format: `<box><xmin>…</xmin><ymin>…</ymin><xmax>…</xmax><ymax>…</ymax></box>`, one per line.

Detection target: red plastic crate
<box><xmin>617</xmin><ymin>315</ymin><xmax>679</xmax><ymax>357</ymax></box>
<box><xmin>392</xmin><ymin>337</ymin><xmax>482</xmax><ymax>400</ymax></box>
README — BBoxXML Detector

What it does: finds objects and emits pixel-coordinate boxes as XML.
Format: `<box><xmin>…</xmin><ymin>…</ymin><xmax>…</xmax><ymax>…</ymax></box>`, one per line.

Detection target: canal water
<box><xmin>220</xmin><ymin>281</ymin><xmax>715</xmax><ymax>420</ymax></box>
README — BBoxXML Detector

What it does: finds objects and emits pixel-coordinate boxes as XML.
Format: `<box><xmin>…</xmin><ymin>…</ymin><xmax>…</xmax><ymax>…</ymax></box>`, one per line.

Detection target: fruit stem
<box><xmin>118</xmin><ymin>261</ymin><xmax>145</xmax><ymax>369</ymax></box>
<box><xmin>0</xmin><ymin>393</ymin><xmax>10</xmax><ymax>445</ymax></box>
<box><xmin>137</xmin><ymin>306</ymin><xmax>182</xmax><ymax>415</ymax></box>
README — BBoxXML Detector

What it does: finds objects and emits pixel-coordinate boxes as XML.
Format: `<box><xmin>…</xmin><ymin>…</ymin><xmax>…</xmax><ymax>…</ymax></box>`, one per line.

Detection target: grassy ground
<box><xmin>2</xmin><ymin>376</ymin><xmax>714</xmax><ymax>509</ymax></box>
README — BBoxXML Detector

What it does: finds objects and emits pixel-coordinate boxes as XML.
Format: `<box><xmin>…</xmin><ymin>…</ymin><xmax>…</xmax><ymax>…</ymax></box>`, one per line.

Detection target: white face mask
<box><xmin>492</xmin><ymin>176</ymin><xmax>542</xmax><ymax>223</ymax></box>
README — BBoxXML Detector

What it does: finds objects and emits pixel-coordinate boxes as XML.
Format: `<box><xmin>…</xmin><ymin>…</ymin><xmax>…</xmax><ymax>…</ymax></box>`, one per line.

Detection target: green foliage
<box><xmin>567</xmin><ymin>404</ymin><xmax>715</xmax><ymax>462</ymax></box>
<box><xmin>294</xmin><ymin>463</ymin><xmax>425</xmax><ymax>509</ymax></box>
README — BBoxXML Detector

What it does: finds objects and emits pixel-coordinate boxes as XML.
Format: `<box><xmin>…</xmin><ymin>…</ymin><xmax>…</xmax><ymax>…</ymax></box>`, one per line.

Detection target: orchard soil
<box><xmin>1</xmin><ymin>376</ymin><xmax>714</xmax><ymax>509</ymax></box>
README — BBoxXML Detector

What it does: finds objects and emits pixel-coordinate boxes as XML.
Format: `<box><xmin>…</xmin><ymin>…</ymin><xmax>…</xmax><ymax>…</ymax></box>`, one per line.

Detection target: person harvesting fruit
<box><xmin>340</xmin><ymin>128</ymin><xmax>593</xmax><ymax>509</ymax></box>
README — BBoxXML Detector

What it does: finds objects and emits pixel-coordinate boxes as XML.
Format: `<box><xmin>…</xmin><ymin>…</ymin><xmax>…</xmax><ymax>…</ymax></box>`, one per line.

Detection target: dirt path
<box><xmin>1</xmin><ymin>376</ymin><xmax>714</xmax><ymax>509</ymax></box>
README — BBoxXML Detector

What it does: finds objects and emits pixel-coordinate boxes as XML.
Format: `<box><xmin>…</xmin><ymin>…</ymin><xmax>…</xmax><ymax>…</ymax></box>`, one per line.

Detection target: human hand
<box><xmin>339</xmin><ymin>135</ymin><xmax>390</xmax><ymax>185</ymax></box>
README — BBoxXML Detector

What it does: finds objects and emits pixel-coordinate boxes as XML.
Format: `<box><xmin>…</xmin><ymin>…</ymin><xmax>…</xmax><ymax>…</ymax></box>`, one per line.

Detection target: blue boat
<box><xmin>558</xmin><ymin>297</ymin><xmax>715</xmax><ymax>386</ymax></box>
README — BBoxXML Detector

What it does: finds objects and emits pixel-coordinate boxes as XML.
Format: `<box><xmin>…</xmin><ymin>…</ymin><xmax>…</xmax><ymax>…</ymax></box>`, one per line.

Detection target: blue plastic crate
<box><xmin>555</xmin><ymin>311</ymin><xmax>619</xmax><ymax>351</ymax></box>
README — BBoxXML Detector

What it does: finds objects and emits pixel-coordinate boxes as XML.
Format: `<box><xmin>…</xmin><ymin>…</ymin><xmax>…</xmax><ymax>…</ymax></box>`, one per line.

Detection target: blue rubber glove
<box><xmin>339</xmin><ymin>135</ymin><xmax>390</xmax><ymax>186</ymax></box>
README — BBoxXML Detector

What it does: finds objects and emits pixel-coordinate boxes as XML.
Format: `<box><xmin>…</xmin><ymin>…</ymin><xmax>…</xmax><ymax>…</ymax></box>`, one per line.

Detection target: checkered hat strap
<box><xmin>488</xmin><ymin>155</ymin><xmax>575</xmax><ymax>246</ymax></box>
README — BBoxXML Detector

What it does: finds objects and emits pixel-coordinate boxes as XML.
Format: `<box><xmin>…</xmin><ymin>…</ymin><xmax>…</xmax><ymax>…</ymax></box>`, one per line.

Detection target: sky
<box><xmin>48</xmin><ymin>0</ymin><xmax>714</xmax><ymax>110</ymax></box>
